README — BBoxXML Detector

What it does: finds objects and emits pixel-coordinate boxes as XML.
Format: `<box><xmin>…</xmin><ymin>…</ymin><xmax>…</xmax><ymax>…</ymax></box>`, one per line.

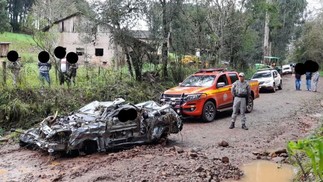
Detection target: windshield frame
<box><xmin>252</xmin><ymin>72</ymin><xmax>272</xmax><ymax>79</ymax></box>
<box><xmin>180</xmin><ymin>75</ymin><xmax>216</xmax><ymax>87</ymax></box>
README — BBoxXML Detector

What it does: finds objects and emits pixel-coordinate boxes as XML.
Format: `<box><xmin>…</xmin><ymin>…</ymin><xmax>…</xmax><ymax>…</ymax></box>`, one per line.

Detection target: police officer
<box><xmin>229</xmin><ymin>72</ymin><xmax>250</xmax><ymax>130</ymax></box>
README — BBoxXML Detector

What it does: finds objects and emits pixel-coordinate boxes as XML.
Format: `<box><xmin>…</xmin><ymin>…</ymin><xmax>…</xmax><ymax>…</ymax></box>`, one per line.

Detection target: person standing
<box><xmin>68</xmin><ymin>63</ymin><xmax>78</xmax><ymax>85</ymax></box>
<box><xmin>38</xmin><ymin>61</ymin><xmax>51</xmax><ymax>87</ymax></box>
<box><xmin>311</xmin><ymin>71</ymin><xmax>320</xmax><ymax>92</ymax></box>
<box><xmin>8</xmin><ymin>60</ymin><xmax>21</xmax><ymax>86</ymax></box>
<box><xmin>59</xmin><ymin>57</ymin><xmax>69</xmax><ymax>85</ymax></box>
<box><xmin>305</xmin><ymin>72</ymin><xmax>312</xmax><ymax>91</ymax></box>
<box><xmin>295</xmin><ymin>73</ymin><xmax>301</xmax><ymax>90</ymax></box>
<box><xmin>229</xmin><ymin>72</ymin><xmax>250</xmax><ymax>130</ymax></box>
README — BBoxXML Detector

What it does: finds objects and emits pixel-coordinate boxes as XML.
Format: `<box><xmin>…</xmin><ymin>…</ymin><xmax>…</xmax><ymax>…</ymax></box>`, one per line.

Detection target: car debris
<box><xmin>19</xmin><ymin>98</ymin><xmax>183</xmax><ymax>155</ymax></box>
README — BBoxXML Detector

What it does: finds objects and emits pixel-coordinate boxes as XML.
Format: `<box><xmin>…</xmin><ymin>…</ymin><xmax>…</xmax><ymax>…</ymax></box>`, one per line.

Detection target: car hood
<box><xmin>164</xmin><ymin>86</ymin><xmax>210</xmax><ymax>95</ymax></box>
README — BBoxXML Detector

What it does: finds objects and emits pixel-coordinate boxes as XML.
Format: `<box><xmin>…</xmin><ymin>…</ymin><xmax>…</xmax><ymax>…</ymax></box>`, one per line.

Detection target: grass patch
<box><xmin>0</xmin><ymin>62</ymin><xmax>193</xmax><ymax>130</ymax></box>
<box><xmin>288</xmin><ymin>121</ymin><xmax>323</xmax><ymax>182</ymax></box>
<box><xmin>0</xmin><ymin>32</ymin><xmax>38</xmax><ymax>55</ymax></box>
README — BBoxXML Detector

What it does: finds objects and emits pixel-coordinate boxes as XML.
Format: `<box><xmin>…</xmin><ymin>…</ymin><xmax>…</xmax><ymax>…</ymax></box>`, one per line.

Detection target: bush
<box><xmin>169</xmin><ymin>62</ymin><xmax>197</xmax><ymax>83</ymax></box>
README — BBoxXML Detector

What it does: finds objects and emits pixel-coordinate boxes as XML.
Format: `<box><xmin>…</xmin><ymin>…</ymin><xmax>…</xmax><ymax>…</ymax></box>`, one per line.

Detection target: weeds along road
<box><xmin>0</xmin><ymin>74</ymin><xmax>322</xmax><ymax>181</ymax></box>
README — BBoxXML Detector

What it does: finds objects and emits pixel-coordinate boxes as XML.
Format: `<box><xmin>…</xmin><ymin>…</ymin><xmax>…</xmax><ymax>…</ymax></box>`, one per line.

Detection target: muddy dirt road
<box><xmin>0</xmin><ymin>75</ymin><xmax>322</xmax><ymax>182</ymax></box>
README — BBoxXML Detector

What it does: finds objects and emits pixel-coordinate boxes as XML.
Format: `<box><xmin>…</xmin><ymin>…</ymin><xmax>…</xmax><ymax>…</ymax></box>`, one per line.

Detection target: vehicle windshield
<box><xmin>252</xmin><ymin>72</ymin><xmax>271</xmax><ymax>79</ymax></box>
<box><xmin>180</xmin><ymin>75</ymin><xmax>216</xmax><ymax>87</ymax></box>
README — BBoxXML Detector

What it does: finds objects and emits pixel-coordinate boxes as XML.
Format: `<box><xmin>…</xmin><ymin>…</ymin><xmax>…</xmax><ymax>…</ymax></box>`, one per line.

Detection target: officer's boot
<box><xmin>242</xmin><ymin>124</ymin><xmax>248</xmax><ymax>130</ymax></box>
<box><xmin>229</xmin><ymin>122</ymin><xmax>235</xmax><ymax>129</ymax></box>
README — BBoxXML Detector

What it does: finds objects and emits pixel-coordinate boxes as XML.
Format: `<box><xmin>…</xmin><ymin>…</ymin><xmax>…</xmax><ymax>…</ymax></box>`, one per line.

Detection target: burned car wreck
<box><xmin>19</xmin><ymin>98</ymin><xmax>183</xmax><ymax>154</ymax></box>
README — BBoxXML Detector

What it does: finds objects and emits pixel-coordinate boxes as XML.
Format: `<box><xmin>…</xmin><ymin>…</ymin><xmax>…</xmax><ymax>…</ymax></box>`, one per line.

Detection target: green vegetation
<box><xmin>0</xmin><ymin>61</ymin><xmax>197</xmax><ymax>130</ymax></box>
<box><xmin>0</xmin><ymin>32</ymin><xmax>38</xmax><ymax>60</ymax></box>
<box><xmin>287</xmin><ymin>124</ymin><xmax>323</xmax><ymax>182</ymax></box>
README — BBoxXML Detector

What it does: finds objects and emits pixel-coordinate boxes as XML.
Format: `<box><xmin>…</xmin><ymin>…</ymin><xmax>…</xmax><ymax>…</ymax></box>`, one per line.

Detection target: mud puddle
<box><xmin>240</xmin><ymin>160</ymin><xmax>295</xmax><ymax>182</ymax></box>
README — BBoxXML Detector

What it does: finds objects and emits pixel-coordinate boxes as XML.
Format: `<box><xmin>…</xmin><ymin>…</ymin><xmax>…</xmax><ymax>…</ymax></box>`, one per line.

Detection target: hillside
<box><xmin>0</xmin><ymin>32</ymin><xmax>39</xmax><ymax>61</ymax></box>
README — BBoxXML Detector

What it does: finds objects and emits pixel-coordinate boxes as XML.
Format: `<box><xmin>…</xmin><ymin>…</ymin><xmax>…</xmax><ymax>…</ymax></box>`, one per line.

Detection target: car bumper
<box><xmin>259</xmin><ymin>83</ymin><xmax>274</xmax><ymax>90</ymax></box>
<box><xmin>282</xmin><ymin>71</ymin><xmax>292</xmax><ymax>74</ymax></box>
<box><xmin>161</xmin><ymin>100</ymin><xmax>204</xmax><ymax>118</ymax></box>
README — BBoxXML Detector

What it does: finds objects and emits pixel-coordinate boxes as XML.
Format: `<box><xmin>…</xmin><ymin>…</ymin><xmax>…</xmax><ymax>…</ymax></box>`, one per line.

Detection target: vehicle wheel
<box><xmin>19</xmin><ymin>140</ymin><xmax>28</xmax><ymax>147</ymax></box>
<box><xmin>82</xmin><ymin>140</ymin><xmax>98</xmax><ymax>155</ymax></box>
<box><xmin>272</xmin><ymin>83</ymin><xmax>276</xmax><ymax>93</ymax></box>
<box><xmin>66</xmin><ymin>149</ymin><xmax>80</xmax><ymax>157</ymax></box>
<box><xmin>278</xmin><ymin>80</ymin><xmax>282</xmax><ymax>90</ymax></box>
<box><xmin>201</xmin><ymin>101</ymin><xmax>216</xmax><ymax>122</ymax></box>
<box><xmin>246</xmin><ymin>95</ymin><xmax>254</xmax><ymax>113</ymax></box>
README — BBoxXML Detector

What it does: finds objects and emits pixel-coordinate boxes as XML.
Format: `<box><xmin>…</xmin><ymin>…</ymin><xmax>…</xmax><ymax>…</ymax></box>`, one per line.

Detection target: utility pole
<box><xmin>263</xmin><ymin>0</ymin><xmax>272</xmax><ymax>65</ymax></box>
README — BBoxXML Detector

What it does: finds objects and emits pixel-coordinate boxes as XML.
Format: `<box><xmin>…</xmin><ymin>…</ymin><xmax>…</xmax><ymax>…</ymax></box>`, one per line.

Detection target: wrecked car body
<box><xmin>19</xmin><ymin>98</ymin><xmax>183</xmax><ymax>154</ymax></box>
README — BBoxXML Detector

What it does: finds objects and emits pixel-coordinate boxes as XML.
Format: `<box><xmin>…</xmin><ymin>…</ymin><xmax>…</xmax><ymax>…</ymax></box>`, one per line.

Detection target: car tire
<box><xmin>272</xmin><ymin>83</ymin><xmax>276</xmax><ymax>93</ymax></box>
<box><xmin>246</xmin><ymin>95</ymin><xmax>253</xmax><ymax>113</ymax></box>
<box><xmin>278</xmin><ymin>80</ymin><xmax>282</xmax><ymax>90</ymax></box>
<box><xmin>201</xmin><ymin>101</ymin><xmax>216</xmax><ymax>122</ymax></box>
<box><xmin>82</xmin><ymin>140</ymin><xmax>98</xmax><ymax>155</ymax></box>
<box><xmin>19</xmin><ymin>140</ymin><xmax>28</xmax><ymax>147</ymax></box>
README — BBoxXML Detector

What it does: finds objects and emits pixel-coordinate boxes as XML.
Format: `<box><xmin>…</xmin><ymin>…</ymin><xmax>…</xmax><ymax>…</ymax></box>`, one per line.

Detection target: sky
<box><xmin>307</xmin><ymin>0</ymin><xmax>323</xmax><ymax>10</ymax></box>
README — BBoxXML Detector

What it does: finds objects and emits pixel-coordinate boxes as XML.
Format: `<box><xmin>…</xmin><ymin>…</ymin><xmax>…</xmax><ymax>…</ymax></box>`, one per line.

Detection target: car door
<box><xmin>215</xmin><ymin>74</ymin><xmax>231</xmax><ymax>108</ymax></box>
<box><xmin>273</xmin><ymin>71</ymin><xmax>279</xmax><ymax>86</ymax></box>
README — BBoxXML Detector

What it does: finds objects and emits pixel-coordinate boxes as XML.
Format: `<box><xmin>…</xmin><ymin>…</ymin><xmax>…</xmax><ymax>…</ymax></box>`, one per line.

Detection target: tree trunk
<box><xmin>161</xmin><ymin>0</ymin><xmax>169</xmax><ymax>78</ymax></box>
<box><xmin>263</xmin><ymin>0</ymin><xmax>272</xmax><ymax>63</ymax></box>
<box><xmin>130</xmin><ymin>49</ymin><xmax>142</xmax><ymax>82</ymax></box>
<box><xmin>2</xmin><ymin>61</ymin><xmax>6</xmax><ymax>86</ymax></box>
<box><xmin>123</xmin><ymin>45</ymin><xmax>134</xmax><ymax>78</ymax></box>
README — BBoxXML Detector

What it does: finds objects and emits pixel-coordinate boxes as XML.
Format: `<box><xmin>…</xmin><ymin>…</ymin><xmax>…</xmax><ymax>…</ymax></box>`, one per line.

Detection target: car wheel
<box><xmin>19</xmin><ymin>140</ymin><xmax>28</xmax><ymax>147</ymax></box>
<box><xmin>82</xmin><ymin>140</ymin><xmax>98</xmax><ymax>155</ymax></box>
<box><xmin>201</xmin><ymin>101</ymin><xmax>216</xmax><ymax>122</ymax></box>
<box><xmin>272</xmin><ymin>83</ymin><xmax>276</xmax><ymax>93</ymax></box>
<box><xmin>246</xmin><ymin>95</ymin><xmax>254</xmax><ymax>113</ymax></box>
<box><xmin>278</xmin><ymin>80</ymin><xmax>282</xmax><ymax>90</ymax></box>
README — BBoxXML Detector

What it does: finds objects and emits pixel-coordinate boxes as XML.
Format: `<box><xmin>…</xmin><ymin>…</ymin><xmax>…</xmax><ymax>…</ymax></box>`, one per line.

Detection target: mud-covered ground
<box><xmin>0</xmin><ymin>75</ymin><xmax>322</xmax><ymax>182</ymax></box>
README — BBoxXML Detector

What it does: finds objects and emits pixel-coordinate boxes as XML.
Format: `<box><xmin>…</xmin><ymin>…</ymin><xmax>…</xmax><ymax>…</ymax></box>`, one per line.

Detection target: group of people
<box><xmin>7</xmin><ymin>58</ymin><xmax>78</xmax><ymax>87</ymax></box>
<box><xmin>38</xmin><ymin>58</ymin><xmax>78</xmax><ymax>87</ymax></box>
<box><xmin>295</xmin><ymin>71</ymin><xmax>320</xmax><ymax>92</ymax></box>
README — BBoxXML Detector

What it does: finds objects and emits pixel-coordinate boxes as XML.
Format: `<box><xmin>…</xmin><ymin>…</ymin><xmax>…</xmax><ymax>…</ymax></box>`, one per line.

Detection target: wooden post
<box><xmin>2</xmin><ymin>61</ymin><xmax>6</xmax><ymax>86</ymax></box>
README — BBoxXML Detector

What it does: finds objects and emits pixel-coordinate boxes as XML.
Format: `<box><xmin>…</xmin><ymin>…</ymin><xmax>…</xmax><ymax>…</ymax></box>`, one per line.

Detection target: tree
<box><xmin>96</xmin><ymin>0</ymin><xmax>149</xmax><ymax>81</ymax></box>
<box><xmin>27</xmin><ymin>0</ymin><xmax>92</xmax><ymax>81</ymax></box>
<box><xmin>0</xmin><ymin>0</ymin><xmax>10</xmax><ymax>33</ymax></box>
<box><xmin>7</xmin><ymin>0</ymin><xmax>35</xmax><ymax>32</ymax></box>
<box><xmin>292</xmin><ymin>12</ymin><xmax>323</xmax><ymax>66</ymax></box>
<box><xmin>31</xmin><ymin>0</ymin><xmax>88</xmax><ymax>30</ymax></box>
<box><xmin>160</xmin><ymin>0</ymin><xmax>184</xmax><ymax>77</ymax></box>
<box><xmin>270</xmin><ymin>0</ymin><xmax>307</xmax><ymax>60</ymax></box>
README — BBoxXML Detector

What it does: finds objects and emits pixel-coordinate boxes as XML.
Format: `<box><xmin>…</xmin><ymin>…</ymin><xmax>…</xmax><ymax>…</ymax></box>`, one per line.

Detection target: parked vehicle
<box><xmin>282</xmin><ymin>64</ymin><xmax>292</xmax><ymax>74</ymax></box>
<box><xmin>19</xmin><ymin>99</ymin><xmax>183</xmax><ymax>155</ymax></box>
<box><xmin>251</xmin><ymin>69</ymin><xmax>282</xmax><ymax>92</ymax></box>
<box><xmin>160</xmin><ymin>68</ymin><xmax>260</xmax><ymax>122</ymax></box>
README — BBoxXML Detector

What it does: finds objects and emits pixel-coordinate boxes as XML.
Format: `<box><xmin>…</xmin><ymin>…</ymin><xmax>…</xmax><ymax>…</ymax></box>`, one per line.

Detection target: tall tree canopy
<box><xmin>7</xmin><ymin>0</ymin><xmax>35</xmax><ymax>32</ymax></box>
<box><xmin>292</xmin><ymin>11</ymin><xmax>323</xmax><ymax>66</ymax></box>
<box><xmin>0</xmin><ymin>0</ymin><xmax>10</xmax><ymax>33</ymax></box>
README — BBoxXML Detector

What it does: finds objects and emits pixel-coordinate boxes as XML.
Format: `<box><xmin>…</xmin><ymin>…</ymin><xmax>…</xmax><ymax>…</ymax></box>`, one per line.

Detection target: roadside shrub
<box><xmin>169</xmin><ymin>62</ymin><xmax>197</xmax><ymax>83</ymax></box>
<box><xmin>287</xmin><ymin>125</ymin><xmax>323</xmax><ymax>182</ymax></box>
<box><xmin>0</xmin><ymin>97</ymin><xmax>30</xmax><ymax>124</ymax></box>
<box><xmin>0</xmin><ymin>127</ymin><xmax>4</xmax><ymax>137</ymax></box>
